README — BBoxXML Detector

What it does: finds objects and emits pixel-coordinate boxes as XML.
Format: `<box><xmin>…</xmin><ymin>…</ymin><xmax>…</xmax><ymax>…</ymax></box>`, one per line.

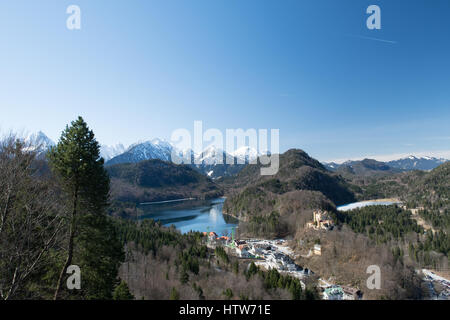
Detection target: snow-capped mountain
<box><xmin>189</xmin><ymin>145</ymin><xmax>262</xmax><ymax>179</ymax></box>
<box><xmin>323</xmin><ymin>155</ymin><xmax>448</xmax><ymax>172</ymax></box>
<box><xmin>230</xmin><ymin>146</ymin><xmax>259</xmax><ymax>164</ymax></box>
<box><xmin>26</xmin><ymin>131</ymin><xmax>55</xmax><ymax>152</ymax></box>
<box><xmin>194</xmin><ymin>145</ymin><xmax>230</xmax><ymax>165</ymax></box>
<box><xmin>100</xmin><ymin>144</ymin><xmax>126</xmax><ymax>161</ymax></box>
<box><xmin>189</xmin><ymin>145</ymin><xmax>243</xmax><ymax>179</ymax></box>
<box><xmin>105</xmin><ymin>140</ymin><xmax>262</xmax><ymax>179</ymax></box>
<box><xmin>387</xmin><ymin>156</ymin><xmax>448</xmax><ymax>171</ymax></box>
<box><xmin>106</xmin><ymin>138</ymin><xmax>175</xmax><ymax>166</ymax></box>
<box><xmin>323</xmin><ymin>162</ymin><xmax>340</xmax><ymax>171</ymax></box>
<box><xmin>192</xmin><ymin>145</ymin><xmax>261</xmax><ymax>165</ymax></box>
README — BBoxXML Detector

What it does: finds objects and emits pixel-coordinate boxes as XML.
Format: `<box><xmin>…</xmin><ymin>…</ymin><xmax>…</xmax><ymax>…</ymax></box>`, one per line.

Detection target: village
<box><xmin>421</xmin><ymin>269</ymin><xmax>450</xmax><ymax>300</ymax></box>
<box><xmin>202</xmin><ymin>209</ymin><xmax>362</xmax><ymax>300</ymax></box>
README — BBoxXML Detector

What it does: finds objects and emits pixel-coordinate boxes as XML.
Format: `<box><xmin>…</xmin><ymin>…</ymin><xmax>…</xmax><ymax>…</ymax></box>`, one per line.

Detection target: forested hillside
<box><xmin>343</xmin><ymin>161</ymin><xmax>449</xmax><ymax>232</ymax></box>
<box><xmin>222</xmin><ymin>149</ymin><xmax>355</xmax><ymax>238</ymax></box>
<box><xmin>113</xmin><ymin>218</ymin><xmax>319</xmax><ymax>300</ymax></box>
<box><xmin>295</xmin><ymin>163</ymin><xmax>450</xmax><ymax>298</ymax></box>
<box><xmin>107</xmin><ymin>159</ymin><xmax>223</xmax><ymax>216</ymax></box>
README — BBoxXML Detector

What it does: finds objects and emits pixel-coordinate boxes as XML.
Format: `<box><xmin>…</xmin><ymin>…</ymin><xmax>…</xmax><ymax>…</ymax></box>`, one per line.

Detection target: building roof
<box><xmin>324</xmin><ymin>286</ymin><xmax>344</xmax><ymax>296</ymax></box>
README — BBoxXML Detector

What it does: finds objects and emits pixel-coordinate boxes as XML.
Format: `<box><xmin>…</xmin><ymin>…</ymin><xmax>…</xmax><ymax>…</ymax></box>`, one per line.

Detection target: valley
<box><xmin>2</xmin><ymin>129</ymin><xmax>448</xmax><ymax>300</ymax></box>
<box><xmin>103</xmin><ymin>143</ymin><xmax>448</xmax><ymax>300</ymax></box>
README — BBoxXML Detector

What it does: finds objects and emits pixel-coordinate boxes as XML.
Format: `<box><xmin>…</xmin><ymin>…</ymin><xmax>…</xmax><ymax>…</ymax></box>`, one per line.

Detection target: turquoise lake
<box><xmin>138</xmin><ymin>198</ymin><xmax>238</xmax><ymax>235</ymax></box>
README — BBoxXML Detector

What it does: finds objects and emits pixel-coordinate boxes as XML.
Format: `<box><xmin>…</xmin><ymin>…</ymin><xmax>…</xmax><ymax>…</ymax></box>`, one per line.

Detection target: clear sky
<box><xmin>1</xmin><ymin>0</ymin><xmax>449</xmax><ymax>162</ymax></box>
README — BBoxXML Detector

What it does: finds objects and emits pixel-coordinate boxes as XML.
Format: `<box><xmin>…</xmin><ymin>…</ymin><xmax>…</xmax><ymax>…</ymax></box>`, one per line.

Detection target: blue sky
<box><xmin>0</xmin><ymin>0</ymin><xmax>449</xmax><ymax>162</ymax></box>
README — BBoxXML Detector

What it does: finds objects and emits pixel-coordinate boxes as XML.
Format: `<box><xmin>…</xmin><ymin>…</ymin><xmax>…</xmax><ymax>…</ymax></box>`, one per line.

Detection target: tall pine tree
<box><xmin>49</xmin><ymin>116</ymin><xmax>123</xmax><ymax>299</ymax></box>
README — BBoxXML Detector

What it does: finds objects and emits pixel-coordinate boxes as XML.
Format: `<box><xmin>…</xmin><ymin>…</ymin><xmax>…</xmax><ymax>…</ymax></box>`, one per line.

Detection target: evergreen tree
<box><xmin>170</xmin><ymin>287</ymin><xmax>180</xmax><ymax>300</ymax></box>
<box><xmin>223</xmin><ymin>288</ymin><xmax>233</xmax><ymax>300</ymax></box>
<box><xmin>180</xmin><ymin>269</ymin><xmax>189</xmax><ymax>284</ymax></box>
<box><xmin>49</xmin><ymin>117</ymin><xmax>123</xmax><ymax>299</ymax></box>
<box><xmin>112</xmin><ymin>281</ymin><xmax>134</xmax><ymax>300</ymax></box>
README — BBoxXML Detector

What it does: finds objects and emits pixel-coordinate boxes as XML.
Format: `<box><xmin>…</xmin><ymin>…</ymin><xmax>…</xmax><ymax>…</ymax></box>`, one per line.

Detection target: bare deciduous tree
<box><xmin>0</xmin><ymin>135</ymin><xmax>65</xmax><ymax>300</ymax></box>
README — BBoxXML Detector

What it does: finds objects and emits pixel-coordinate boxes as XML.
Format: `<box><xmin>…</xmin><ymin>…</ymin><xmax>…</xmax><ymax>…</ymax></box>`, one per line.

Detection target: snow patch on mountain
<box><xmin>387</xmin><ymin>156</ymin><xmax>447</xmax><ymax>170</ymax></box>
<box><xmin>324</xmin><ymin>155</ymin><xmax>448</xmax><ymax>172</ymax></box>
<box><xmin>25</xmin><ymin>131</ymin><xmax>55</xmax><ymax>152</ymax></box>
<box><xmin>230</xmin><ymin>146</ymin><xmax>259</xmax><ymax>163</ymax></box>
<box><xmin>105</xmin><ymin>139</ymin><xmax>266</xmax><ymax>178</ymax></box>
<box><xmin>106</xmin><ymin>138</ymin><xmax>177</xmax><ymax>165</ymax></box>
<box><xmin>100</xmin><ymin>144</ymin><xmax>126</xmax><ymax>161</ymax></box>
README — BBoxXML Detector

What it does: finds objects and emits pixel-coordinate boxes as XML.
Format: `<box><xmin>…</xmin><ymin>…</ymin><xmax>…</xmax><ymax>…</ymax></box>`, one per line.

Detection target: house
<box><xmin>235</xmin><ymin>244</ymin><xmax>250</xmax><ymax>257</ymax></box>
<box><xmin>323</xmin><ymin>286</ymin><xmax>344</xmax><ymax>300</ymax></box>
<box><xmin>207</xmin><ymin>231</ymin><xmax>217</xmax><ymax>238</ymax></box>
<box><xmin>216</xmin><ymin>236</ymin><xmax>231</xmax><ymax>246</ymax></box>
<box><xmin>314</xmin><ymin>244</ymin><xmax>321</xmax><ymax>255</ymax></box>
<box><xmin>203</xmin><ymin>232</ymin><xmax>219</xmax><ymax>243</ymax></box>
<box><xmin>342</xmin><ymin>286</ymin><xmax>362</xmax><ymax>300</ymax></box>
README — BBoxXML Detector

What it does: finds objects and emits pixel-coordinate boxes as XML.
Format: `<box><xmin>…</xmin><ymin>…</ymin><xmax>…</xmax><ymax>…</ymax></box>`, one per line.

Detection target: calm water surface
<box><xmin>337</xmin><ymin>200</ymin><xmax>402</xmax><ymax>212</ymax></box>
<box><xmin>138</xmin><ymin>198</ymin><xmax>238</xmax><ymax>235</ymax></box>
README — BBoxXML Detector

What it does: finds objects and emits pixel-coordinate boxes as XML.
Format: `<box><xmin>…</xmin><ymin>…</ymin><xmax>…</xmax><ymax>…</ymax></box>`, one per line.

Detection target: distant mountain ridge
<box><xmin>387</xmin><ymin>156</ymin><xmax>447</xmax><ymax>171</ymax></box>
<box><xmin>106</xmin><ymin>138</ymin><xmax>174</xmax><ymax>165</ymax></box>
<box><xmin>324</xmin><ymin>158</ymin><xmax>402</xmax><ymax>178</ymax></box>
<box><xmin>25</xmin><ymin>131</ymin><xmax>127</xmax><ymax>161</ymax></box>
<box><xmin>21</xmin><ymin>131</ymin><xmax>258</xmax><ymax>178</ymax></box>
<box><xmin>105</xmin><ymin>140</ymin><xmax>261</xmax><ymax>179</ymax></box>
<box><xmin>29</xmin><ymin>132</ymin><xmax>448</xmax><ymax>175</ymax></box>
<box><xmin>323</xmin><ymin>156</ymin><xmax>448</xmax><ymax>172</ymax></box>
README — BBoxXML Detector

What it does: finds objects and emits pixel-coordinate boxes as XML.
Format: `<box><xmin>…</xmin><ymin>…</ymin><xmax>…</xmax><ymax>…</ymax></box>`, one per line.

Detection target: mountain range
<box><xmin>386</xmin><ymin>156</ymin><xmax>448</xmax><ymax>171</ymax></box>
<box><xmin>25</xmin><ymin>131</ymin><xmax>449</xmax><ymax>176</ymax></box>
<box><xmin>23</xmin><ymin>129</ymin><xmax>263</xmax><ymax>183</ymax></box>
<box><xmin>22</xmin><ymin>132</ymin><xmax>260</xmax><ymax>178</ymax></box>
<box><xmin>104</xmin><ymin>139</ymin><xmax>260</xmax><ymax>179</ymax></box>
<box><xmin>323</xmin><ymin>156</ymin><xmax>448</xmax><ymax>173</ymax></box>
<box><xmin>24</xmin><ymin>131</ymin><xmax>127</xmax><ymax>162</ymax></box>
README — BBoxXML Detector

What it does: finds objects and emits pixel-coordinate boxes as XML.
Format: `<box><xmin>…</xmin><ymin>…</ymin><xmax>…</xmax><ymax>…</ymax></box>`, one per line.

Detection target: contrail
<box><xmin>346</xmin><ymin>34</ymin><xmax>397</xmax><ymax>44</ymax></box>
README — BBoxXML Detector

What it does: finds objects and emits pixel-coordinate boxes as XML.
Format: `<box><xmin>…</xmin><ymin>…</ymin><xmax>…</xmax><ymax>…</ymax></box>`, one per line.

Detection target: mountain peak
<box><xmin>230</xmin><ymin>146</ymin><xmax>259</xmax><ymax>162</ymax></box>
<box><xmin>150</xmin><ymin>138</ymin><xmax>171</xmax><ymax>146</ymax></box>
<box><xmin>26</xmin><ymin>131</ymin><xmax>55</xmax><ymax>151</ymax></box>
<box><xmin>106</xmin><ymin>139</ymin><xmax>175</xmax><ymax>165</ymax></box>
<box><xmin>388</xmin><ymin>156</ymin><xmax>448</xmax><ymax>171</ymax></box>
<box><xmin>100</xmin><ymin>143</ymin><xmax>126</xmax><ymax>161</ymax></box>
